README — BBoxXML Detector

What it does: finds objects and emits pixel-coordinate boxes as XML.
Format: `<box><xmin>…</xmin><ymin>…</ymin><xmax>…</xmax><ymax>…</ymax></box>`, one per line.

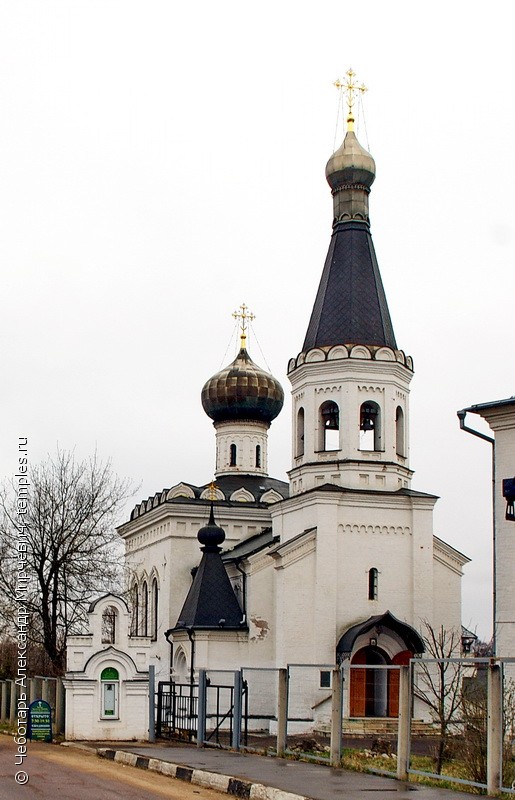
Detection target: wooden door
<box><xmin>349</xmin><ymin>649</ymin><xmax>367</xmax><ymax>717</ymax></box>
<box><xmin>388</xmin><ymin>650</ymin><xmax>412</xmax><ymax>718</ymax></box>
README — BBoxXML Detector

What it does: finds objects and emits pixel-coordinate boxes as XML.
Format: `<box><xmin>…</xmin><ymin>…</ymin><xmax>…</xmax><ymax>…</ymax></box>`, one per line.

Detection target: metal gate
<box><xmin>156</xmin><ymin>681</ymin><xmax>198</xmax><ymax>740</ymax></box>
<box><xmin>156</xmin><ymin>671</ymin><xmax>248</xmax><ymax>748</ymax></box>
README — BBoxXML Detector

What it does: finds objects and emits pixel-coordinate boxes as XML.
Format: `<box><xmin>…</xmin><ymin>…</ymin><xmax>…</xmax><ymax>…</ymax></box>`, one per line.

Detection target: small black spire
<box><xmin>197</xmin><ymin>503</ymin><xmax>226</xmax><ymax>550</ymax></box>
<box><xmin>173</xmin><ymin>503</ymin><xmax>247</xmax><ymax>631</ymax></box>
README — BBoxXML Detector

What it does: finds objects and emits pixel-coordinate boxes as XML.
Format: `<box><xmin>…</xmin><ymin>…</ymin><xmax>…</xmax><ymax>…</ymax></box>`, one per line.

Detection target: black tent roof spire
<box><xmin>173</xmin><ymin>497</ymin><xmax>247</xmax><ymax>631</ymax></box>
<box><xmin>302</xmin><ymin>78</ymin><xmax>397</xmax><ymax>352</ymax></box>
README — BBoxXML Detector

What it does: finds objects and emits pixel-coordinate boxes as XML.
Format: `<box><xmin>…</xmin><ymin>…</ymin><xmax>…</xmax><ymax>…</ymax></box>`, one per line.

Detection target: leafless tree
<box><xmin>413</xmin><ymin>622</ymin><xmax>464</xmax><ymax>774</ymax></box>
<box><xmin>0</xmin><ymin>449</ymin><xmax>133</xmax><ymax>674</ymax></box>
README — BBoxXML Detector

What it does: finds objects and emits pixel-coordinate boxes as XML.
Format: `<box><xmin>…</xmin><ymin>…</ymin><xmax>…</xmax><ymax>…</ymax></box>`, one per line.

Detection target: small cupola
<box><xmin>201</xmin><ymin>305</ymin><xmax>284</xmax><ymax>477</ymax></box>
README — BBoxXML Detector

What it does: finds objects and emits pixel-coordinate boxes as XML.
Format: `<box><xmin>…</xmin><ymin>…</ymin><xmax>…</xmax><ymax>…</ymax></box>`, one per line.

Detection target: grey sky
<box><xmin>1</xmin><ymin>1</ymin><xmax>513</xmax><ymax>640</ymax></box>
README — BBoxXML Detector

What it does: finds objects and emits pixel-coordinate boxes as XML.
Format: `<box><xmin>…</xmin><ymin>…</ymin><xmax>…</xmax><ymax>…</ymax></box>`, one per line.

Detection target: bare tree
<box><xmin>0</xmin><ymin>449</ymin><xmax>132</xmax><ymax>674</ymax></box>
<box><xmin>413</xmin><ymin>622</ymin><xmax>464</xmax><ymax>774</ymax></box>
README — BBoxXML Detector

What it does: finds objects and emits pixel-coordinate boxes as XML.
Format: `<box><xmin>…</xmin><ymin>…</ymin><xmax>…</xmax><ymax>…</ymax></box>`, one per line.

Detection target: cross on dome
<box><xmin>232</xmin><ymin>303</ymin><xmax>255</xmax><ymax>349</ymax></box>
<box><xmin>334</xmin><ymin>68</ymin><xmax>367</xmax><ymax>131</ymax></box>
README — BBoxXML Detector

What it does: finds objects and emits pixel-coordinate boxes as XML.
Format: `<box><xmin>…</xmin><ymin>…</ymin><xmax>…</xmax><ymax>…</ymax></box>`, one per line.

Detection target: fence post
<box><xmin>330</xmin><ymin>667</ymin><xmax>343</xmax><ymax>766</ymax></box>
<box><xmin>232</xmin><ymin>670</ymin><xmax>242</xmax><ymax>751</ymax></box>
<box><xmin>197</xmin><ymin>670</ymin><xmax>207</xmax><ymax>747</ymax></box>
<box><xmin>276</xmin><ymin>668</ymin><xmax>288</xmax><ymax>756</ymax></box>
<box><xmin>9</xmin><ymin>680</ymin><xmax>16</xmax><ymax>725</ymax></box>
<box><xmin>396</xmin><ymin>665</ymin><xmax>410</xmax><ymax>781</ymax></box>
<box><xmin>42</xmin><ymin>678</ymin><xmax>49</xmax><ymax>703</ymax></box>
<box><xmin>487</xmin><ymin>661</ymin><xmax>502</xmax><ymax>796</ymax></box>
<box><xmin>0</xmin><ymin>682</ymin><xmax>6</xmax><ymax>723</ymax></box>
<box><xmin>28</xmin><ymin>678</ymin><xmax>36</xmax><ymax>704</ymax></box>
<box><xmin>148</xmin><ymin>665</ymin><xmax>155</xmax><ymax>743</ymax></box>
<box><xmin>56</xmin><ymin>678</ymin><xmax>65</xmax><ymax>735</ymax></box>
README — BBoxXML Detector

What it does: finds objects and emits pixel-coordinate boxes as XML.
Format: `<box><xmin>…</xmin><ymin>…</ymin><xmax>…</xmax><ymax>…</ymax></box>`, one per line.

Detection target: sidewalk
<box><xmin>80</xmin><ymin>740</ymin><xmax>483</xmax><ymax>800</ymax></box>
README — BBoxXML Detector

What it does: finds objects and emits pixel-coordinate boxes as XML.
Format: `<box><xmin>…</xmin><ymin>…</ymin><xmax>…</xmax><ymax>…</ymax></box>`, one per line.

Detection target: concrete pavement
<box><xmin>82</xmin><ymin>741</ymin><xmax>483</xmax><ymax>799</ymax></box>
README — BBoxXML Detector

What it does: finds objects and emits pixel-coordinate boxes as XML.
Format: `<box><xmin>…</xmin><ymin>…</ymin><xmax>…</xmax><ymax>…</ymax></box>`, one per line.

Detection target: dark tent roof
<box><xmin>303</xmin><ymin>220</ymin><xmax>397</xmax><ymax>351</ymax></box>
<box><xmin>173</xmin><ymin>549</ymin><xmax>246</xmax><ymax>631</ymax></box>
<box><xmin>336</xmin><ymin>610</ymin><xmax>425</xmax><ymax>659</ymax></box>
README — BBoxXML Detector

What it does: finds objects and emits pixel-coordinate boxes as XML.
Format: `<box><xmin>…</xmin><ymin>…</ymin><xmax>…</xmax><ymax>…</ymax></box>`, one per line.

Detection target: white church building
<box><xmin>65</xmin><ymin>100</ymin><xmax>470</xmax><ymax>736</ymax></box>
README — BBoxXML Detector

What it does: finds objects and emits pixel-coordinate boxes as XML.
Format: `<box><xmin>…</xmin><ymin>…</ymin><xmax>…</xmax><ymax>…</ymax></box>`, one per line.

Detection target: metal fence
<box><xmin>150</xmin><ymin>658</ymin><xmax>515</xmax><ymax>795</ymax></box>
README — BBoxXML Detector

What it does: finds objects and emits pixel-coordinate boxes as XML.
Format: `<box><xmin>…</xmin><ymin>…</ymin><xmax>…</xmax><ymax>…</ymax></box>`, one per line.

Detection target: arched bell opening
<box><xmin>318</xmin><ymin>400</ymin><xmax>340</xmax><ymax>452</ymax></box>
<box><xmin>359</xmin><ymin>401</ymin><xmax>382</xmax><ymax>452</ymax></box>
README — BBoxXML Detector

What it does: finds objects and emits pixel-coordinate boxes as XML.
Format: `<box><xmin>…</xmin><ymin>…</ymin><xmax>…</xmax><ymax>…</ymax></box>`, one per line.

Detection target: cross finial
<box><xmin>207</xmin><ymin>480</ymin><xmax>218</xmax><ymax>501</ymax></box>
<box><xmin>232</xmin><ymin>303</ymin><xmax>255</xmax><ymax>349</ymax></box>
<box><xmin>334</xmin><ymin>68</ymin><xmax>367</xmax><ymax>132</ymax></box>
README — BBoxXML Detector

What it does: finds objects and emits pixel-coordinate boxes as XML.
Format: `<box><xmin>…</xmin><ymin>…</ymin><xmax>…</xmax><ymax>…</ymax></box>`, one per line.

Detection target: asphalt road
<box><xmin>0</xmin><ymin>736</ymin><xmax>226</xmax><ymax>800</ymax></box>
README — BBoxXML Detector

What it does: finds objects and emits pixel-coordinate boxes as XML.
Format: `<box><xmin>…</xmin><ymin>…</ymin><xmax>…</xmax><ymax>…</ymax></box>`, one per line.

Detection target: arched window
<box><xmin>296</xmin><ymin>407</ymin><xmax>305</xmax><ymax>457</ymax></box>
<box><xmin>100</xmin><ymin>667</ymin><xmax>119</xmax><ymax>719</ymax></box>
<box><xmin>141</xmin><ymin>581</ymin><xmax>148</xmax><ymax>637</ymax></box>
<box><xmin>151</xmin><ymin>577</ymin><xmax>158</xmax><ymax>641</ymax></box>
<box><xmin>318</xmin><ymin>400</ymin><xmax>340</xmax><ymax>451</ymax></box>
<box><xmin>368</xmin><ymin>568</ymin><xmax>378</xmax><ymax>600</ymax></box>
<box><xmin>101</xmin><ymin>605</ymin><xmax>117</xmax><ymax>644</ymax></box>
<box><xmin>131</xmin><ymin>582</ymin><xmax>139</xmax><ymax>636</ymax></box>
<box><xmin>230</xmin><ymin>443</ymin><xmax>237</xmax><ymax>466</ymax></box>
<box><xmin>255</xmin><ymin>444</ymin><xmax>261</xmax><ymax>468</ymax></box>
<box><xmin>360</xmin><ymin>401</ymin><xmax>382</xmax><ymax>451</ymax></box>
<box><xmin>396</xmin><ymin>406</ymin><xmax>405</xmax><ymax>457</ymax></box>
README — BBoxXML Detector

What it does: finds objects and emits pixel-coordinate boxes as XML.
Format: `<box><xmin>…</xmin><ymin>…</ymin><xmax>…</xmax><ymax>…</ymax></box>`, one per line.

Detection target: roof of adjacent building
<box><xmin>464</xmin><ymin>396</ymin><xmax>515</xmax><ymax>413</ymax></box>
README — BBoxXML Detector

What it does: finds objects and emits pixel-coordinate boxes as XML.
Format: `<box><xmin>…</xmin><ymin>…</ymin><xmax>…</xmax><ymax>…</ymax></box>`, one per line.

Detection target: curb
<box><xmin>97</xmin><ymin>748</ymin><xmax>309</xmax><ymax>800</ymax></box>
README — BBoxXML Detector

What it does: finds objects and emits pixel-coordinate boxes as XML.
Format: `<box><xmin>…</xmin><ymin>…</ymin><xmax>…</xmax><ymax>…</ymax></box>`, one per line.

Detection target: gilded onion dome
<box><xmin>325</xmin><ymin>129</ymin><xmax>376</xmax><ymax>192</ymax></box>
<box><xmin>201</xmin><ymin>347</ymin><xmax>284</xmax><ymax>424</ymax></box>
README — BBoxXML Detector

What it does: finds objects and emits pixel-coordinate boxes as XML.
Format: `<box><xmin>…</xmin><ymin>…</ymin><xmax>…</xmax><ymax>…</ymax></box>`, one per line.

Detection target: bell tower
<box><xmin>288</xmin><ymin>72</ymin><xmax>414</xmax><ymax>496</ymax></box>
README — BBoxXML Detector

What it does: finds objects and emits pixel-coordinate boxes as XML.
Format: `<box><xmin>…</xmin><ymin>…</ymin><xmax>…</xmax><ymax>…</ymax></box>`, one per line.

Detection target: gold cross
<box><xmin>207</xmin><ymin>480</ymin><xmax>218</xmax><ymax>501</ymax></box>
<box><xmin>232</xmin><ymin>303</ymin><xmax>255</xmax><ymax>349</ymax></box>
<box><xmin>334</xmin><ymin>68</ymin><xmax>367</xmax><ymax>131</ymax></box>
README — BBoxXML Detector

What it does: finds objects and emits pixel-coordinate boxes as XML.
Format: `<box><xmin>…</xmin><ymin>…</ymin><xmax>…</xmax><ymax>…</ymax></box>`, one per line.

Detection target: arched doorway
<box><xmin>350</xmin><ymin>646</ymin><xmax>389</xmax><ymax>717</ymax></box>
<box><xmin>337</xmin><ymin>611</ymin><xmax>425</xmax><ymax>718</ymax></box>
<box><xmin>350</xmin><ymin>646</ymin><xmax>413</xmax><ymax>717</ymax></box>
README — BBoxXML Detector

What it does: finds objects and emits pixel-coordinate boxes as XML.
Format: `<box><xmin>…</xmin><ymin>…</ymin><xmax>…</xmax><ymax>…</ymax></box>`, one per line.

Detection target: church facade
<box><xmin>66</xmin><ymin>102</ymin><xmax>469</xmax><ymax>735</ymax></box>
<box><xmin>115</xmin><ymin>111</ymin><xmax>468</xmax><ymax>721</ymax></box>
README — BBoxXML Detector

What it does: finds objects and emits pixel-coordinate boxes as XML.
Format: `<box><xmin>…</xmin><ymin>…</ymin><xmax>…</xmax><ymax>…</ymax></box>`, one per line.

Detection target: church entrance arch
<box><xmin>349</xmin><ymin>646</ymin><xmax>412</xmax><ymax>718</ymax></box>
<box><xmin>350</xmin><ymin>646</ymin><xmax>389</xmax><ymax>717</ymax></box>
<box><xmin>338</xmin><ymin>611</ymin><xmax>424</xmax><ymax>718</ymax></box>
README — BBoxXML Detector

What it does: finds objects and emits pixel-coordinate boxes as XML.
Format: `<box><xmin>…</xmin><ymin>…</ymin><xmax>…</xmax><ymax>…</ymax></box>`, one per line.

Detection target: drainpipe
<box><xmin>457</xmin><ymin>409</ymin><xmax>496</xmax><ymax>655</ymax></box>
<box><xmin>235</xmin><ymin>560</ymin><xmax>247</xmax><ymax>624</ymax></box>
<box><xmin>186</xmin><ymin>627</ymin><xmax>196</xmax><ymax>720</ymax></box>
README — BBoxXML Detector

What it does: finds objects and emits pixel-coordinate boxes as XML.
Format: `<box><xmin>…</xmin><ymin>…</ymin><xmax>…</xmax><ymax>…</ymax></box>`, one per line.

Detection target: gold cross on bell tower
<box><xmin>334</xmin><ymin>68</ymin><xmax>367</xmax><ymax>132</ymax></box>
<box><xmin>233</xmin><ymin>303</ymin><xmax>255</xmax><ymax>349</ymax></box>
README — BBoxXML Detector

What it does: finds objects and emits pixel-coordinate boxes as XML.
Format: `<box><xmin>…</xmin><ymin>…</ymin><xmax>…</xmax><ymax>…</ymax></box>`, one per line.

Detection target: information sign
<box><xmin>28</xmin><ymin>699</ymin><xmax>52</xmax><ymax>742</ymax></box>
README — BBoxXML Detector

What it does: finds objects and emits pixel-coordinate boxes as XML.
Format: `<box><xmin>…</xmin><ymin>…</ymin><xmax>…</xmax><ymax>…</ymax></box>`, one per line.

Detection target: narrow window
<box><xmin>141</xmin><ymin>581</ymin><xmax>148</xmax><ymax>636</ymax></box>
<box><xmin>368</xmin><ymin>567</ymin><xmax>378</xmax><ymax>600</ymax></box>
<box><xmin>396</xmin><ymin>406</ymin><xmax>405</xmax><ymax>457</ymax></box>
<box><xmin>230</xmin><ymin>443</ymin><xmax>237</xmax><ymax>466</ymax></box>
<box><xmin>320</xmin><ymin>670</ymin><xmax>331</xmax><ymax>689</ymax></box>
<box><xmin>255</xmin><ymin>444</ymin><xmax>261</xmax><ymax>468</ymax></box>
<box><xmin>296</xmin><ymin>407</ymin><xmax>305</xmax><ymax>457</ymax></box>
<box><xmin>131</xmin><ymin>582</ymin><xmax>139</xmax><ymax>636</ymax></box>
<box><xmin>151</xmin><ymin>578</ymin><xmax>158</xmax><ymax>641</ymax></box>
<box><xmin>101</xmin><ymin>606</ymin><xmax>117</xmax><ymax>644</ymax></box>
<box><xmin>319</xmin><ymin>401</ymin><xmax>340</xmax><ymax>451</ymax></box>
<box><xmin>360</xmin><ymin>402</ymin><xmax>381</xmax><ymax>451</ymax></box>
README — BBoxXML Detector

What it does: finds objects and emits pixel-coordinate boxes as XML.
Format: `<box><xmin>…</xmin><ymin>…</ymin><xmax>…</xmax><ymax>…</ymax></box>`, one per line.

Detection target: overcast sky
<box><xmin>1</xmin><ymin>1</ymin><xmax>513</xmax><ymax>640</ymax></box>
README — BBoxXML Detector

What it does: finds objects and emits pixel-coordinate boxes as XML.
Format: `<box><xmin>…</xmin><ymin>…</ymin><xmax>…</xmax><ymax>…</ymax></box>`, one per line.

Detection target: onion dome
<box><xmin>197</xmin><ymin>504</ymin><xmax>226</xmax><ymax>550</ymax></box>
<box><xmin>201</xmin><ymin>347</ymin><xmax>284</xmax><ymax>424</ymax></box>
<box><xmin>325</xmin><ymin>129</ymin><xmax>376</xmax><ymax>192</ymax></box>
